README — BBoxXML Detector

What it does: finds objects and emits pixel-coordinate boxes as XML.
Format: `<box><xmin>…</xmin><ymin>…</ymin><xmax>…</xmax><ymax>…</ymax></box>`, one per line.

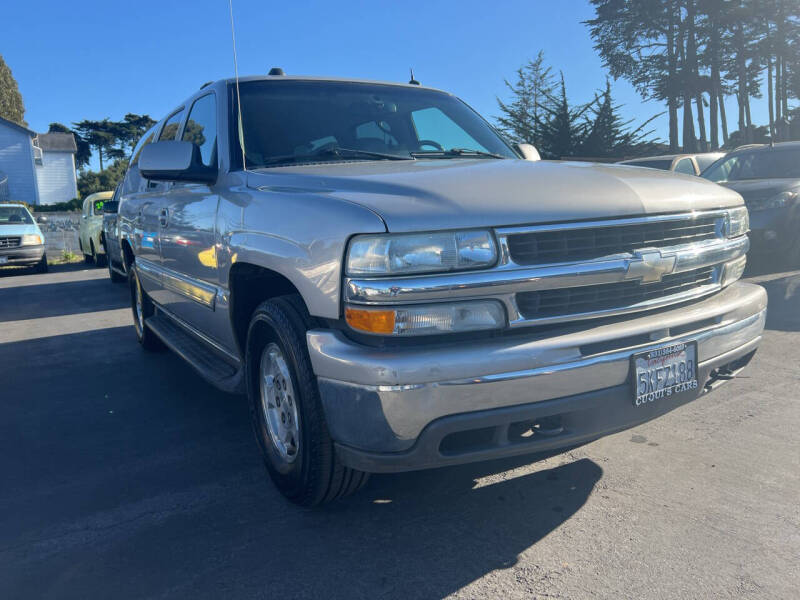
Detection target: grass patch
<box><xmin>49</xmin><ymin>249</ymin><xmax>83</xmax><ymax>265</ymax></box>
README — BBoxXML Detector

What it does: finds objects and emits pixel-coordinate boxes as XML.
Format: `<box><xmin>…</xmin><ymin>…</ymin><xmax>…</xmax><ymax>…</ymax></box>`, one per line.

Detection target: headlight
<box><xmin>345</xmin><ymin>301</ymin><xmax>505</xmax><ymax>336</ymax></box>
<box><xmin>21</xmin><ymin>234</ymin><xmax>43</xmax><ymax>246</ymax></box>
<box><xmin>726</xmin><ymin>207</ymin><xmax>749</xmax><ymax>237</ymax></box>
<box><xmin>346</xmin><ymin>230</ymin><xmax>497</xmax><ymax>276</ymax></box>
<box><xmin>751</xmin><ymin>190</ymin><xmax>797</xmax><ymax>211</ymax></box>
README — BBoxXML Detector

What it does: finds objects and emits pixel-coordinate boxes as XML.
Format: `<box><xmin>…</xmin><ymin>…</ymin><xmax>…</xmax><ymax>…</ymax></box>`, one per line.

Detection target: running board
<box><xmin>145</xmin><ymin>313</ymin><xmax>244</xmax><ymax>394</ymax></box>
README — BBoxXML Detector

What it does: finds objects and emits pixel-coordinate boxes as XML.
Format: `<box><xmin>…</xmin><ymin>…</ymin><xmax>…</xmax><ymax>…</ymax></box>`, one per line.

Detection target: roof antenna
<box><xmin>228</xmin><ymin>0</ymin><xmax>247</xmax><ymax>171</ymax></box>
<box><xmin>409</xmin><ymin>68</ymin><xmax>420</xmax><ymax>86</ymax></box>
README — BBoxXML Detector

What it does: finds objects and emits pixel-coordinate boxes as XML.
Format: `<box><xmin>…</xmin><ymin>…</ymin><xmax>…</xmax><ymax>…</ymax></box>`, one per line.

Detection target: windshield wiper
<box><xmin>411</xmin><ymin>148</ymin><xmax>506</xmax><ymax>159</ymax></box>
<box><xmin>259</xmin><ymin>146</ymin><xmax>413</xmax><ymax>166</ymax></box>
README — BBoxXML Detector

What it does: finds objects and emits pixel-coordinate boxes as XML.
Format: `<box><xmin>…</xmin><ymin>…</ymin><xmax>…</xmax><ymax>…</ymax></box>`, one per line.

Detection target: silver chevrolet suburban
<box><xmin>117</xmin><ymin>74</ymin><xmax>766</xmax><ymax>506</ymax></box>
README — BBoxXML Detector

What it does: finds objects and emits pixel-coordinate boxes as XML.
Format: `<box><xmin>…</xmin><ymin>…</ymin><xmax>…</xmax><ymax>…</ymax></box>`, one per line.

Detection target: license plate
<box><xmin>0</xmin><ymin>256</ymin><xmax>7</xmax><ymax>264</ymax></box>
<box><xmin>632</xmin><ymin>341</ymin><xmax>698</xmax><ymax>407</ymax></box>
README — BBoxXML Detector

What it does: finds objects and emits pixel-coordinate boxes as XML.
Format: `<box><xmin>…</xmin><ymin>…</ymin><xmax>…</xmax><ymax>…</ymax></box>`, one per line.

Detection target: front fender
<box><xmin>223</xmin><ymin>181</ymin><xmax>387</xmax><ymax>319</ymax></box>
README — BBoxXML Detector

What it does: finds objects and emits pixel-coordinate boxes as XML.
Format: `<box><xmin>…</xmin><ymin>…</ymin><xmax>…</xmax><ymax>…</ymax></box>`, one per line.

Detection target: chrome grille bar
<box><xmin>344</xmin><ymin>210</ymin><xmax>747</xmax><ymax>328</ymax></box>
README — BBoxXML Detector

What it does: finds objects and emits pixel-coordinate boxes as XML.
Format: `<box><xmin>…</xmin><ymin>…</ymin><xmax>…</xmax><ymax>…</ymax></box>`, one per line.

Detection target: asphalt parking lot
<box><xmin>1</xmin><ymin>262</ymin><xmax>798</xmax><ymax>599</ymax></box>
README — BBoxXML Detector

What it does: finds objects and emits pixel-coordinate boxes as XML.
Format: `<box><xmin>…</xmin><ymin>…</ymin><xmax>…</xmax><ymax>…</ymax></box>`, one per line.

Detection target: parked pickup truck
<box><xmin>117</xmin><ymin>74</ymin><xmax>766</xmax><ymax>506</ymax></box>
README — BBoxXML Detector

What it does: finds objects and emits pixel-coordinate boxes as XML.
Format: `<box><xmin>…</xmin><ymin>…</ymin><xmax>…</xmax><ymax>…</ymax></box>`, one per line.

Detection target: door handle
<box><xmin>159</xmin><ymin>208</ymin><xmax>169</xmax><ymax>228</ymax></box>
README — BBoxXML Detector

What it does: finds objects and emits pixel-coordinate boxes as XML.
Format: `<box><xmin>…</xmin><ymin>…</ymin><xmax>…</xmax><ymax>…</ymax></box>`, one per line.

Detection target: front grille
<box><xmin>506</xmin><ymin>216</ymin><xmax>721</xmax><ymax>266</ymax></box>
<box><xmin>516</xmin><ymin>266</ymin><xmax>717</xmax><ymax>319</ymax></box>
<box><xmin>0</xmin><ymin>236</ymin><xmax>21</xmax><ymax>249</ymax></box>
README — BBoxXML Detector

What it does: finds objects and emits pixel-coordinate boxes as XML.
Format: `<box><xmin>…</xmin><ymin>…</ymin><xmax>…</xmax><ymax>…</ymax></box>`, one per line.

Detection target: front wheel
<box><xmin>246</xmin><ymin>295</ymin><xmax>368</xmax><ymax>506</ymax></box>
<box><xmin>92</xmin><ymin>241</ymin><xmax>107</xmax><ymax>267</ymax></box>
<box><xmin>108</xmin><ymin>256</ymin><xmax>125</xmax><ymax>283</ymax></box>
<box><xmin>128</xmin><ymin>264</ymin><xmax>164</xmax><ymax>351</ymax></box>
<box><xmin>34</xmin><ymin>254</ymin><xmax>48</xmax><ymax>273</ymax></box>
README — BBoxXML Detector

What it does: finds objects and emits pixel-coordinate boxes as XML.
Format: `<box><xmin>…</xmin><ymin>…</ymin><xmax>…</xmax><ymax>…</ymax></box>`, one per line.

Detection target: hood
<box><xmin>248</xmin><ymin>159</ymin><xmax>743</xmax><ymax>232</ymax></box>
<box><xmin>0</xmin><ymin>222</ymin><xmax>42</xmax><ymax>237</ymax></box>
<box><xmin>719</xmin><ymin>179</ymin><xmax>800</xmax><ymax>204</ymax></box>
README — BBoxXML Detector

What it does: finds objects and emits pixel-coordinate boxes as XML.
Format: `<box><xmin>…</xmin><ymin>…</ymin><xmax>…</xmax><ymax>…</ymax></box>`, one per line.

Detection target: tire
<box><xmin>34</xmin><ymin>254</ymin><xmax>48</xmax><ymax>274</ymax></box>
<box><xmin>245</xmin><ymin>294</ymin><xmax>368</xmax><ymax>506</ymax></box>
<box><xmin>128</xmin><ymin>263</ymin><xmax>165</xmax><ymax>351</ymax></box>
<box><xmin>81</xmin><ymin>239</ymin><xmax>92</xmax><ymax>263</ymax></box>
<box><xmin>108</xmin><ymin>257</ymin><xmax>125</xmax><ymax>283</ymax></box>
<box><xmin>91</xmin><ymin>241</ymin><xmax>107</xmax><ymax>267</ymax></box>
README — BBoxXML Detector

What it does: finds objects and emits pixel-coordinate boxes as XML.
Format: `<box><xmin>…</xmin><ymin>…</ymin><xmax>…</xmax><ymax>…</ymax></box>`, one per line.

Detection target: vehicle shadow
<box><xmin>0</xmin><ymin>273</ymin><xmax>128</xmax><ymax>322</ymax></box>
<box><xmin>758</xmin><ymin>271</ymin><xmax>800</xmax><ymax>332</ymax></box>
<box><xmin>0</xmin><ymin>261</ymin><xmax>93</xmax><ymax>279</ymax></box>
<box><xmin>0</xmin><ymin>321</ymin><xmax>603</xmax><ymax>599</ymax></box>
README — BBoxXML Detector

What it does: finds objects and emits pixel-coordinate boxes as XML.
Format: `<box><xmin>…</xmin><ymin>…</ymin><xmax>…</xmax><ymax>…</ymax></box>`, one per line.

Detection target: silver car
<box><xmin>116</xmin><ymin>74</ymin><xmax>765</xmax><ymax>505</ymax></box>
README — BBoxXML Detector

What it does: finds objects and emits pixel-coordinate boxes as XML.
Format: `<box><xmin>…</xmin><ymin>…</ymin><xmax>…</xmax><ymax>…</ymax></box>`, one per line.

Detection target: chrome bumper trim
<box><xmin>311</xmin><ymin>282</ymin><xmax>766</xmax><ymax>450</ymax></box>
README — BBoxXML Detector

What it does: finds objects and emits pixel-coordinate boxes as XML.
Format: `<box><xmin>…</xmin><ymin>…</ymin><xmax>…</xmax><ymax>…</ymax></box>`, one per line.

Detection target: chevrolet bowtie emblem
<box><xmin>624</xmin><ymin>249</ymin><xmax>676</xmax><ymax>283</ymax></box>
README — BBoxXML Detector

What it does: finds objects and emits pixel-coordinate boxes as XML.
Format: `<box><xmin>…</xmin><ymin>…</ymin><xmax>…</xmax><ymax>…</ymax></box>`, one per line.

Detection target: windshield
<box><xmin>702</xmin><ymin>148</ymin><xmax>800</xmax><ymax>182</ymax></box>
<box><xmin>622</xmin><ymin>159</ymin><xmax>673</xmax><ymax>170</ymax></box>
<box><xmin>235</xmin><ymin>81</ymin><xmax>516</xmax><ymax>168</ymax></box>
<box><xmin>0</xmin><ymin>206</ymin><xmax>34</xmax><ymax>225</ymax></box>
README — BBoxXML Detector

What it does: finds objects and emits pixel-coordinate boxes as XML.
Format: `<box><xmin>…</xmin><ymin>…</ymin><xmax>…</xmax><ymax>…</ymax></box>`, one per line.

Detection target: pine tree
<box><xmin>536</xmin><ymin>74</ymin><xmax>590</xmax><ymax>159</ymax></box>
<box><xmin>579</xmin><ymin>81</ymin><xmax>660</xmax><ymax>158</ymax></box>
<box><xmin>0</xmin><ymin>55</ymin><xmax>25</xmax><ymax>125</ymax></box>
<box><xmin>495</xmin><ymin>51</ymin><xmax>555</xmax><ymax>148</ymax></box>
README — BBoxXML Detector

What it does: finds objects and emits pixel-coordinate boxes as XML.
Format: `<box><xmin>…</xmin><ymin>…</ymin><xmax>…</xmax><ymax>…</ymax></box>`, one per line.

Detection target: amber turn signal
<box><xmin>345</xmin><ymin>307</ymin><xmax>396</xmax><ymax>334</ymax></box>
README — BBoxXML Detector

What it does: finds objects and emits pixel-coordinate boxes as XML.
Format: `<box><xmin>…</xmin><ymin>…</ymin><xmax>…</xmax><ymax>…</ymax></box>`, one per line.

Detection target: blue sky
<box><xmin>3</xmin><ymin>0</ymin><xmax>771</xmax><ymax>167</ymax></box>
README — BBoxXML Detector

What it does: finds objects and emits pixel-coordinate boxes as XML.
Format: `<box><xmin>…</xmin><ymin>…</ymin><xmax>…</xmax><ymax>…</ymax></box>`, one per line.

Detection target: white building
<box><xmin>0</xmin><ymin>116</ymin><xmax>78</xmax><ymax>206</ymax></box>
<box><xmin>34</xmin><ymin>132</ymin><xmax>79</xmax><ymax>205</ymax></box>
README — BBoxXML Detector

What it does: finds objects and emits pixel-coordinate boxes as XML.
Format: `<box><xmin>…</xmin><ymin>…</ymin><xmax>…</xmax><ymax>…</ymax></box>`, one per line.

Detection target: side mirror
<box><xmin>37</xmin><ymin>216</ymin><xmax>48</xmax><ymax>224</ymax></box>
<box><xmin>103</xmin><ymin>200</ymin><xmax>120</xmax><ymax>214</ymax></box>
<box><xmin>516</xmin><ymin>143</ymin><xmax>541</xmax><ymax>161</ymax></box>
<box><xmin>139</xmin><ymin>141</ymin><xmax>217</xmax><ymax>184</ymax></box>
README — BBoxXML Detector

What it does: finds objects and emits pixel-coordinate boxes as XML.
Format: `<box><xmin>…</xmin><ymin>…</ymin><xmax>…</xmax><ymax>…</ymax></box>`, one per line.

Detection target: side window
<box><xmin>92</xmin><ymin>198</ymin><xmax>106</xmax><ymax>216</ymax></box>
<box><xmin>159</xmin><ymin>109</ymin><xmax>184</xmax><ymax>142</ymax></box>
<box><xmin>182</xmin><ymin>94</ymin><xmax>217</xmax><ymax>167</ymax></box>
<box><xmin>130</xmin><ymin>128</ymin><xmax>156</xmax><ymax>166</ymax></box>
<box><xmin>411</xmin><ymin>107</ymin><xmax>486</xmax><ymax>152</ymax></box>
<box><xmin>674</xmin><ymin>158</ymin><xmax>696</xmax><ymax>175</ymax></box>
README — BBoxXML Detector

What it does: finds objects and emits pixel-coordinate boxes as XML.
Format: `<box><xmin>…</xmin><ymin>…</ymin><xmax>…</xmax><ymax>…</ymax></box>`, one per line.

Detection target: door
<box><xmin>158</xmin><ymin>93</ymin><xmax>221</xmax><ymax>332</ymax></box>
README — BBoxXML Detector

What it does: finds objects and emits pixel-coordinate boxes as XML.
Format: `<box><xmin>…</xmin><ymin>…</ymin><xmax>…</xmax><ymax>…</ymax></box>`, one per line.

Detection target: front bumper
<box><xmin>0</xmin><ymin>244</ymin><xmax>45</xmax><ymax>266</ymax></box>
<box><xmin>308</xmin><ymin>282</ymin><xmax>767</xmax><ymax>472</ymax></box>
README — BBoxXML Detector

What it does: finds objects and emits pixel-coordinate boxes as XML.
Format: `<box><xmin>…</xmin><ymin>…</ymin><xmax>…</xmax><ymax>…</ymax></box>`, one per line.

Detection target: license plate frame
<box><xmin>631</xmin><ymin>341</ymin><xmax>698</xmax><ymax>407</ymax></box>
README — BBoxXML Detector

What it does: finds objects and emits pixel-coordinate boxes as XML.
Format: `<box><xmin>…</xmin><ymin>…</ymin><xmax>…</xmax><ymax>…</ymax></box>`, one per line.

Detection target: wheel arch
<box><xmin>228</xmin><ymin>262</ymin><xmax>309</xmax><ymax>358</ymax></box>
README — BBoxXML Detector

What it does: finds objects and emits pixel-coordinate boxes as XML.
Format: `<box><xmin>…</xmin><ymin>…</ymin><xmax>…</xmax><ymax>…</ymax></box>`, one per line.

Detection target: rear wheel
<box><xmin>246</xmin><ymin>295</ymin><xmax>368</xmax><ymax>506</ymax></box>
<box><xmin>128</xmin><ymin>263</ymin><xmax>164</xmax><ymax>351</ymax></box>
